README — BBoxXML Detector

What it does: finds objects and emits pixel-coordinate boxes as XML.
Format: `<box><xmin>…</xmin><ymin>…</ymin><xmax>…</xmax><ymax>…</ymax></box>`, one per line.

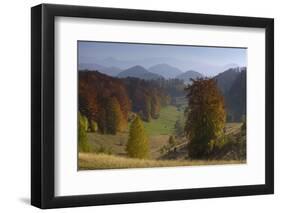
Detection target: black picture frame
<box><xmin>31</xmin><ymin>3</ymin><xmax>274</xmax><ymax>209</ymax></box>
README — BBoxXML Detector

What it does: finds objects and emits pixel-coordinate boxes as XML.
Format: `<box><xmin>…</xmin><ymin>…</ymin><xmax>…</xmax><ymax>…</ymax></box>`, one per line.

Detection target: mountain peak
<box><xmin>118</xmin><ymin>65</ymin><xmax>163</xmax><ymax>80</ymax></box>
<box><xmin>176</xmin><ymin>70</ymin><xmax>203</xmax><ymax>84</ymax></box>
<box><xmin>148</xmin><ymin>63</ymin><xmax>182</xmax><ymax>79</ymax></box>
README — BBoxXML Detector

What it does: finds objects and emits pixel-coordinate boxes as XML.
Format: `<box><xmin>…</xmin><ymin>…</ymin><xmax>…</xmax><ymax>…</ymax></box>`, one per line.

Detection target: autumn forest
<box><xmin>78</xmin><ymin>42</ymin><xmax>247</xmax><ymax>170</ymax></box>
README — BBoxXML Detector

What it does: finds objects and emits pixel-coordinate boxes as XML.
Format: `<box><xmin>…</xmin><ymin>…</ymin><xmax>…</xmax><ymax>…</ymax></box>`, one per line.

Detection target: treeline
<box><xmin>224</xmin><ymin>69</ymin><xmax>246</xmax><ymax>122</ymax></box>
<box><xmin>123</xmin><ymin>78</ymin><xmax>170</xmax><ymax>121</ymax></box>
<box><xmin>79</xmin><ymin>71</ymin><xmax>170</xmax><ymax>134</ymax></box>
<box><xmin>79</xmin><ymin>71</ymin><xmax>131</xmax><ymax>134</ymax></box>
<box><xmin>214</xmin><ymin>67</ymin><xmax>246</xmax><ymax>122</ymax></box>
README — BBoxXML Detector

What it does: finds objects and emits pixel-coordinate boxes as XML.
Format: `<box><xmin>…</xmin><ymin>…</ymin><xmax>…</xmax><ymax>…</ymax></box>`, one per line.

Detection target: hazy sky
<box><xmin>78</xmin><ymin>41</ymin><xmax>247</xmax><ymax>76</ymax></box>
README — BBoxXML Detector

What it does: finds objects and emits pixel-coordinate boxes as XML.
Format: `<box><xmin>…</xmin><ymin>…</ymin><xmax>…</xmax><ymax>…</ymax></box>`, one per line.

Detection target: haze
<box><xmin>78</xmin><ymin>41</ymin><xmax>247</xmax><ymax>76</ymax></box>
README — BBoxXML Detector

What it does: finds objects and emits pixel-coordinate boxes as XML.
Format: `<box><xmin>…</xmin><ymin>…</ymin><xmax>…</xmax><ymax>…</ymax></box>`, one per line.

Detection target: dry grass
<box><xmin>78</xmin><ymin>152</ymin><xmax>245</xmax><ymax>170</ymax></box>
<box><xmin>225</xmin><ymin>123</ymin><xmax>243</xmax><ymax>135</ymax></box>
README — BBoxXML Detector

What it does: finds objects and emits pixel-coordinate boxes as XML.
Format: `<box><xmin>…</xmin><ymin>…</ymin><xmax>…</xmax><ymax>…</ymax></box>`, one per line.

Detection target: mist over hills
<box><xmin>80</xmin><ymin>56</ymin><xmax>244</xmax><ymax>76</ymax></box>
<box><xmin>79</xmin><ymin>63</ymin><xmax>122</xmax><ymax>76</ymax></box>
<box><xmin>117</xmin><ymin>65</ymin><xmax>164</xmax><ymax>80</ymax></box>
<box><xmin>176</xmin><ymin>70</ymin><xmax>204</xmax><ymax>84</ymax></box>
<box><xmin>148</xmin><ymin>63</ymin><xmax>182</xmax><ymax>79</ymax></box>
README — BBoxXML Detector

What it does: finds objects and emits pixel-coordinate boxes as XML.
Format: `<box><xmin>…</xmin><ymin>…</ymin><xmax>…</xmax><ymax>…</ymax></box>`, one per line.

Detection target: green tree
<box><xmin>126</xmin><ymin>116</ymin><xmax>149</xmax><ymax>159</ymax></box>
<box><xmin>78</xmin><ymin>112</ymin><xmax>91</xmax><ymax>152</ymax></box>
<box><xmin>185</xmin><ymin>78</ymin><xmax>226</xmax><ymax>158</ymax></box>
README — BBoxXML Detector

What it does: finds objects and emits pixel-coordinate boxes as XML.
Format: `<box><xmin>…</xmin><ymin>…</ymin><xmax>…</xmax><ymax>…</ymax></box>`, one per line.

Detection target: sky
<box><xmin>78</xmin><ymin>41</ymin><xmax>247</xmax><ymax>76</ymax></box>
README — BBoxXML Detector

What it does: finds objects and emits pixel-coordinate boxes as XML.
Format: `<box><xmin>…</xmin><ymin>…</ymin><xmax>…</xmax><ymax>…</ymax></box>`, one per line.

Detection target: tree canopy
<box><xmin>126</xmin><ymin>116</ymin><xmax>149</xmax><ymax>159</ymax></box>
<box><xmin>185</xmin><ymin>78</ymin><xmax>226</xmax><ymax>158</ymax></box>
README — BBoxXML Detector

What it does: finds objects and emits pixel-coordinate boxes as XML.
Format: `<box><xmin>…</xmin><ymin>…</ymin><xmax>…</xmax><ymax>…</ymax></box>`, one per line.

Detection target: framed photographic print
<box><xmin>31</xmin><ymin>4</ymin><xmax>274</xmax><ymax>209</ymax></box>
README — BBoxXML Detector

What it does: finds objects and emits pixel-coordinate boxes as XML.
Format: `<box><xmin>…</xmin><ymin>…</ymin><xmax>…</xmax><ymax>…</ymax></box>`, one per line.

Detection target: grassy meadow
<box><xmin>143</xmin><ymin>106</ymin><xmax>182</xmax><ymax>135</ymax></box>
<box><xmin>78</xmin><ymin>65</ymin><xmax>247</xmax><ymax>170</ymax></box>
<box><xmin>79</xmin><ymin>105</ymin><xmax>244</xmax><ymax>170</ymax></box>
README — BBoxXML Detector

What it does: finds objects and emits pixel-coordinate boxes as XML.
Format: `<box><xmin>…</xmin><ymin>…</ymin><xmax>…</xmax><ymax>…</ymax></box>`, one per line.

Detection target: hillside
<box><xmin>225</xmin><ymin>69</ymin><xmax>246</xmax><ymax>122</ymax></box>
<box><xmin>79</xmin><ymin>152</ymin><xmax>244</xmax><ymax>170</ymax></box>
<box><xmin>79</xmin><ymin>63</ymin><xmax>122</xmax><ymax>76</ymax></box>
<box><xmin>176</xmin><ymin>70</ymin><xmax>203</xmax><ymax>84</ymax></box>
<box><xmin>118</xmin><ymin>65</ymin><xmax>164</xmax><ymax>80</ymax></box>
<box><xmin>79</xmin><ymin>70</ymin><xmax>169</xmax><ymax>124</ymax></box>
<box><xmin>213</xmin><ymin>67</ymin><xmax>241</xmax><ymax>95</ymax></box>
<box><xmin>148</xmin><ymin>63</ymin><xmax>182</xmax><ymax>79</ymax></box>
<box><xmin>143</xmin><ymin>105</ymin><xmax>181</xmax><ymax>136</ymax></box>
<box><xmin>213</xmin><ymin>67</ymin><xmax>246</xmax><ymax>122</ymax></box>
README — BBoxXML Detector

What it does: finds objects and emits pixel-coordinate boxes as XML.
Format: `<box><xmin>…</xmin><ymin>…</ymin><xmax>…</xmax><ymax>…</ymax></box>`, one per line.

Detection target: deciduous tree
<box><xmin>185</xmin><ymin>78</ymin><xmax>226</xmax><ymax>158</ymax></box>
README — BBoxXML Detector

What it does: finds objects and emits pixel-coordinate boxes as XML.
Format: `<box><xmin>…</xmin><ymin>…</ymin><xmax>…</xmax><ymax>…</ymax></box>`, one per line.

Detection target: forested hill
<box><xmin>118</xmin><ymin>65</ymin><xmax>164</xmax><ymax>80</ymax></box>
<box><xmin>214</xmin><ymin>67</ymin><xmax>246</xmax><ymax>122</ymax></box>
<box><xmin>213</xmin><ymin>67</ymin><xmax>241</xmax><ymax>95</ymax></box>
<box><xmin>79</xmin><ymin>71</ymin><xmax>170</xmax><ymax>133</ymax></box>
<box><xmin>224</xmin><ymin>69</ymin><xmax>246</xmax><ymax>122</ymax></box>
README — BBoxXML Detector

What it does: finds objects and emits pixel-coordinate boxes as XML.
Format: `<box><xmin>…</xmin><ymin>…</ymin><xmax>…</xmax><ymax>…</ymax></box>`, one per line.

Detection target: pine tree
<box><xmin>78</xmin><ymin>112</ymin><xmax>91</xmax><ymax>152</ymax></box>
<box><xmin>185</xmin><ymin>78</ymin><xmax>226</xmax><ymax>158</ymax></box>
<box><xmin>126</xmin><ymin>116</ymin><xmax>149</xmax><ymax>159</ymax></box>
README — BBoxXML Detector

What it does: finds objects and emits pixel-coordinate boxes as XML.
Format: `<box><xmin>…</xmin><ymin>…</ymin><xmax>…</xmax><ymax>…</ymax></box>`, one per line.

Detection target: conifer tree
<box><xmin>126</xmin><ymin>116</ymin><xmax>149</xmax><ymax>159</ymax></box>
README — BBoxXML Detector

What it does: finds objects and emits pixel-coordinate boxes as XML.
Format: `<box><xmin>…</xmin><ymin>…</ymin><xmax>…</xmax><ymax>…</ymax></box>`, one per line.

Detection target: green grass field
<box><xmin>79</xmin><ymin>152</ymin><xmax>245</xmax><ymax>170</ymax></box>
<box><xmin>87</xmin><ymin>133</ymin><xmax>170</xmax><ymax>159</ymax></box>
<box><xmin>143</xmin><ymin>105</ymin><xmax>182</xmax><ymax>136</ymax></box>
<box><xmin>87</xmin><ymin>105</ymin><xmax>182</xmax><ymax>159</ymax></box>
<box><xmin>83</xmin><ymin>105</ymin><xmax>244</xmax><ymax>170</ymax></box>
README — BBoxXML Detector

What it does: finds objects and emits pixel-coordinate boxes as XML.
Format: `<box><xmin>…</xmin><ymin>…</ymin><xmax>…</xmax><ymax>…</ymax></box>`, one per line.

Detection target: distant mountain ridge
<box><xmin>117</xmin><ymin>65</ymin><xmax>164</xmax><ymax>80</ymax></box>
<box><xmin>79</xmin><ymin>63</ymin><xmax>122</xmax><ymax>76</ymax></box>
<box><xmin>176</xmin><ymin>70</ymin><xmax>204</xmax><ymax>84</ymax></box>
<box><xmin>148</xmin><ymin>63</ymin><xmax>182</xmax><ymax>79</ymax></box>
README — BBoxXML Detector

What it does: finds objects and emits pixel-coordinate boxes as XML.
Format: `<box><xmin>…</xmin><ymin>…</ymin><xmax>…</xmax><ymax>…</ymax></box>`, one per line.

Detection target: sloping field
<box><xmin>143</xmin><ymin>106</ymin><xmax>182</xmax><ymax>136</ymax></box>
<box><xmin>79</xmin><ymin>152</ymin><xmax>245</xmax><ymax>170</ymax></box>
